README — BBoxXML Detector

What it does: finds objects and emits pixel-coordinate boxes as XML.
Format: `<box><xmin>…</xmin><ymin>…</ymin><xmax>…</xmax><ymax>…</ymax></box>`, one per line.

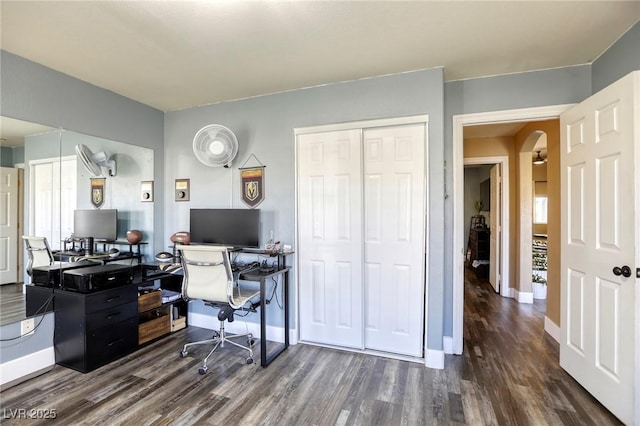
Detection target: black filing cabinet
<box><xmin>25</xmin><ymin>284</ymin><xmax>55</xmax><ymax>317</ymax></box>
<box><xmin>54</xmin><ymin>284</ymin><xmax>138</xmax><ymax>373</ymax></box>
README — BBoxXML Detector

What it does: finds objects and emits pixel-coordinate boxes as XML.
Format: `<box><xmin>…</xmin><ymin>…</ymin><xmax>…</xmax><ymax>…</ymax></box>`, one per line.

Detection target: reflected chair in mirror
<box><xmin>22</xmin><ymin>236</ymin><xmax>54</xmax><ymax>277</ymax></box>
<box><xmin>177</xmin><ymin>244</ymin><xmax>260</xmax><ymax>374</ymax></box>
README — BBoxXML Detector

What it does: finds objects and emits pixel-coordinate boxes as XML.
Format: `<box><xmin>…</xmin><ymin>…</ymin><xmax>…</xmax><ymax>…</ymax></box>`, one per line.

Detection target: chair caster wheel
<box><xmin>199</xmin><ymin>366</ymin><xmax>208</xmax><ymax>375</ymax></box>
<box><xmin>180</xmin><ymin>350</ymin><xmax>188</xmax><ymax>358</ymax></box>
<box><xmin>246</xmin><ymin>357</ymin><xmax>254</xmax><ymax>364</ymax></box>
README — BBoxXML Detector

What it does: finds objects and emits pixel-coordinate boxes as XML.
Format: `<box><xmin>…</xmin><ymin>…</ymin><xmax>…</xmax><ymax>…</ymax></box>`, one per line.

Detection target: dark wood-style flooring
<box><xmin>0</xmin><ymin>283</ymin><xmax>26</xmax><ymax>326</ymax></box>
<box><xmin>0</xmin><ymin>270</ymin><xmax>621</xmax><ymax>425</ymax></box>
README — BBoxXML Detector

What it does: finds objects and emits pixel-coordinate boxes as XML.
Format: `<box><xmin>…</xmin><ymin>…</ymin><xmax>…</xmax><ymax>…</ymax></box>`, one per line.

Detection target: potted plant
<box><xmin>532</xmin><ymin>273</ymin><xmax>547</xmax><ymax>299</ymax></box>
<box><xmin>472</xmin><ymin>200</ymin><xmax>485</xmax><ymax>228</ymax></box>
<box><xmin>474</xmin><ymin>200</ymin><xmax>484</xmax><ymax>215</ymax></box>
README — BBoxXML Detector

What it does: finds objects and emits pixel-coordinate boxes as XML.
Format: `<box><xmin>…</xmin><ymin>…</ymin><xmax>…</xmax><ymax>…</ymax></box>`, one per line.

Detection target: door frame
<box><xmin>294</xmin><ymin>114</ymin><xmax>430</xmax><ymax>365</ymax></box>
<box><xmin>452</xmin><ymin>104</ymin><xmax>572</xmax><ymax>355</ymax></box>
<box><xmin>464</xmin><ymin>156</ymin><xmax>509</xmax><ymax>297</ymax></box>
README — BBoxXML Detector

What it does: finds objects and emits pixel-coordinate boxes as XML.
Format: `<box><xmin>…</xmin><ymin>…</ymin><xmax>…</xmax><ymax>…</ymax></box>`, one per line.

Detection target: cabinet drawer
<box><xmin>85</xmin><ymin>285</ymin><xmax>137</xmax><ymax>313</ymax></box>
<box><xmin>86</xmin><ymin>301</ymin><xmax>138</xmax><ymax>331</ymax></box>
<box><xmin>85</xmin><ymin>318</ymin><xmax>138</xmax><ymax>371</ymax></box>
<box><xmin>138</xmin><ymin>290</ymin><xmax>162</xmax><ymax>313</ymax></box>
<box><xmin>139</xmin><ymin>312</ymin><xmax>171</xmax><ymax>345</ymax></box>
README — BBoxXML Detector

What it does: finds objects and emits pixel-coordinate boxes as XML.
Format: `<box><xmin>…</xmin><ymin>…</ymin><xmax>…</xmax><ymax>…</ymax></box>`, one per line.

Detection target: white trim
<box><xmin>443</xmin><ymin>336</ymin><xmax>454</xmax><ymax>355</ymax></box>
<box><xmin>514</xmin><ymin>290</ymin><xmax>534</xmax><ymax>304</ymax></box>
<box><xmin>0</xmin><ymin>347</ymin><xmax>54</xmax><ymax>389</ymax></box>
<box><xmin>464</xmin><ymin>156</ymin><xmax>510</xmax><ymax>298</ymax></box>
<box><xmin>188</xmin><ymin>311</ymin><xmax>294</xmax><ymax>344</ymax></box>
<box><xmin>518</xmin><ymin>151</ymin><xmax>533</xmax><ymax>297</ymax></box>
<box><xmin>544</xmin><ymin>316</ymin><xmax>561</xmax><ymax>343</ymax></box>
<box><xmin>301</xmin><ymin>340</ymin><xmax>424</xmax><ymax>364</ymax></box>
<box><xmin>452</xmin><ymin>104</ymin><xmax>573</xmax><ymax>355</ymax></box>
<box><xmin>425</xmin><ymin>348</ymin><xmax>445</xmax><ymax>369</ymax></box>
<box><xmin>294</xmin><ymin>114</ymin><xmax>430</xmax><ymax>136</ymax></box>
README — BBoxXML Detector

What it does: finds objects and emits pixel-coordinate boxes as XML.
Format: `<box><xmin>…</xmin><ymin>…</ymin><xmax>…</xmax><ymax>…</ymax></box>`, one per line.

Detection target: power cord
<box><xmin>266</xmin><ymin>276</ymin><xmax>283</xmax><ymax>309</ymax></box>
<box><xmin>0</xmin><ymin>293</ymin><xmax>54</xmax><ymax>341</ymax></box>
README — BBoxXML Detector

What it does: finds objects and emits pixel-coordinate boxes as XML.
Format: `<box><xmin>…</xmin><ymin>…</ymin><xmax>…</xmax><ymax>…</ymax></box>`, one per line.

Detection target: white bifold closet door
<box><xmin>298</xmin><ymin>122</ymin><xmax>426</xmax><ymax>357</ymax></box>
<box><xmin>298</xmin><ymin>129</ymin><xmax>364</xmax><ymax>348</ymax></box>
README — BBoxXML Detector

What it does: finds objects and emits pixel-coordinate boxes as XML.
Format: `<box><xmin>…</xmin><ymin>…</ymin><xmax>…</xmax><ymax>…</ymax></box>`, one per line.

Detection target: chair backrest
<box><xmin>22</xmin><ymin>236</ymin><xmax>54</xmax><ymax>276</ymax></box>
<box><xmin>177</xmin><ymin>244</ymin><xmax>233</xmax><ymax>305</ymax></box>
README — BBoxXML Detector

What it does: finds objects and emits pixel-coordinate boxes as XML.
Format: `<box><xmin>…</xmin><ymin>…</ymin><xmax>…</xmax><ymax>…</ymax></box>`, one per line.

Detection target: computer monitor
<box><xmin>189</xmin><ymin>208</ymin><xmax>260</xmax><ymax>248</ymax></box>
<box><xmin>73</xmin><ymin>209</ymin><xmax>118</xmax><ymax>242</ymax></box>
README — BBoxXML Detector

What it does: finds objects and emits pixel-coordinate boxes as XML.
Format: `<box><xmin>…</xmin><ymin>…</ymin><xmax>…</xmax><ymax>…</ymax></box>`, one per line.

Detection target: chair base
<box><xmin>181</xmin><ymin>321</ymin><xmax>255</xmax><ymax>374</ymax></box>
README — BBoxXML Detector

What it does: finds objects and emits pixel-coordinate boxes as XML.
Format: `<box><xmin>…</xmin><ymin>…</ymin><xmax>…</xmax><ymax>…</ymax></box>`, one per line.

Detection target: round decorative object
<box><xmin>126</xmin><ymin>229</ymin><xmax>143</xmax><ymax>244</ymax></box>
<box><xmin>192</xmin><ymin>124</ymin><xmax>239</xmax><ymax>167</ymax></box>
<box><xmin>170</xmin><ymin>231</ymin><xmax>190</xmax><ymax>244</ymax></box>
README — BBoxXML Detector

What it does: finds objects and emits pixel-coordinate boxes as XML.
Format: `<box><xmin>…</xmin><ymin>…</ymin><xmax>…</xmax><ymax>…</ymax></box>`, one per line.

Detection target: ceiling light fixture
<box><xmin>533</xmin><ymin>151</ymin><xmax>546</xmax><ymax>165</ymax></box>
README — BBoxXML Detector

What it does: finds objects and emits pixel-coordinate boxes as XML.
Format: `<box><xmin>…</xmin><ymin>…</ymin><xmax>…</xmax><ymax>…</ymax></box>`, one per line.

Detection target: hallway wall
<box><xmin>515</xmin><ymin>120</ymin><xmax>560</xmax><ymax>326</ymax></box>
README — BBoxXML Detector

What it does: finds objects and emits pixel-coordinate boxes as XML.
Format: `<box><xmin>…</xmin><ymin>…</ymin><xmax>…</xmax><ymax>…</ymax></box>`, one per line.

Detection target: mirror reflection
<box><xmin>0</xmin><ymin>117</ymin><xmax>155</xmax><ymax>326</ymax></box>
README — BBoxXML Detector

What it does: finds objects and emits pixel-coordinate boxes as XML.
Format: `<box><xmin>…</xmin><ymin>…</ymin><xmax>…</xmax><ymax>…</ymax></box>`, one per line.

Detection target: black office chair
<box><xmin>177</xmin><ymin>244</ymin><xmax>260</xmax><ymax>374</ymax></box>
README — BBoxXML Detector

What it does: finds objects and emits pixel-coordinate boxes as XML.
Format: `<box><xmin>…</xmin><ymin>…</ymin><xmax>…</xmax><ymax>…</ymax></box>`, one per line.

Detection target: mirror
<box><xmin>0</xmin><ymin>116</ymin><xmax>155</xmax><ymax>327</ymax></box>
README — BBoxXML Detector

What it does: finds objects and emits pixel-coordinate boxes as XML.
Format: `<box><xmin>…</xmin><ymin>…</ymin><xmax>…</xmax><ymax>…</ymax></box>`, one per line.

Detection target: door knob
<box><xmin>612</xmin><ymin>265</ymin><xmax>632</xmax><ymax>278</ymax></box>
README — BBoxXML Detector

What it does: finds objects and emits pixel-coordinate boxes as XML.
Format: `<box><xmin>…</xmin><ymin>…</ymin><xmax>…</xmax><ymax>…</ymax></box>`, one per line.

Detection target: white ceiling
<box><xmin>0</xmin><ymin>117</ymin><xmax>57</xmax><ymax>147</ymax></box>
<box><xmin>1</xmin><ymin>1</ymin><xmax>638</xmax><ymax>113</ymax></box>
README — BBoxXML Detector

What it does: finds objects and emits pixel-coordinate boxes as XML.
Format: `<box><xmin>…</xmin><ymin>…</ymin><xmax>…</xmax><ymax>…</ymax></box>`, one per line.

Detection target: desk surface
<box><xmin>240</xmin><ymin>267</ymin><xmax>290</xmax><ymax>281</ymax></box>
<box><xmin>233</xmin><ymin>248</ymin><xmax>294</xmax><ymax>256</ymax></box>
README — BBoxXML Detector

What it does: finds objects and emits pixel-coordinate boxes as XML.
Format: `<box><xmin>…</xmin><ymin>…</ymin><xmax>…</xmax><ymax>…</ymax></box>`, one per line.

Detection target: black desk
<box><xmin>142</xmin><ymin>249</ymin><xmax>293</xmax><ymax>368</ymax></box>
<box><xmin>239</xmin><ymin>266</ymin><xmax>290</xmax><ymax>367</ymax></box>
<box><xmin>55</xmin><ymin>241</ymin><xmax>146</xmax><ymax>265</ymax></box>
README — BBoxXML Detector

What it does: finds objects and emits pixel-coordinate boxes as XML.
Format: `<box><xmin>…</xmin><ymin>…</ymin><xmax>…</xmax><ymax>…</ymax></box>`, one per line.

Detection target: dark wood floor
<box><xmin>0</xmin><ymin>283</ymin><xmax>26</xmax><ymax>326</ymax></box>
<box><xmin>0</xmin><ymin>270</ymin><xmax>621</xmax><ymax>425</ymax></box>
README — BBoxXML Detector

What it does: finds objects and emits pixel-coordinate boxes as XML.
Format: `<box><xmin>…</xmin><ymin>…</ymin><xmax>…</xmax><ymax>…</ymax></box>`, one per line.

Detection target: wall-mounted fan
<box><xmin>75</xmin><ymin>144</ymin><xmax>117</xmax><ymax>177</ymax></box>
<box><xmin>193</xmin><ymin>124</ymin><xmax>238</xmax><ymax>167</ymax></box>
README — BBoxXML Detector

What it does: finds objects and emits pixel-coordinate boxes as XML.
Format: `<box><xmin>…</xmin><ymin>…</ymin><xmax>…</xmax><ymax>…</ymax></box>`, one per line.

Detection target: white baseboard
<box><xmin>0</xmin><ymin>347</ymin><xmax>55</xmax><ymax>390</ymax></box>
<box><xmin>544</xmin><ymin>316</ymin><xmax>561</xmax><ymax>343</ymax></box>
<box><xmin>515</xmin><ymin>289</ymin><xmax>533</xmax><ymax>304</ymax></box>
<box><xmin>425</xmin><ymin>348</ymin><xmax>444</xmax><ymax>369</ymax></box>
<box><xmin>189</xmin><ymin>312</ymin><xmax>294</xmax><ymax>344</ymax></box>
<box><xmin>443</xmin><ymin>336</ymin><xmax>454</xmax><ymax>355</ymax></box>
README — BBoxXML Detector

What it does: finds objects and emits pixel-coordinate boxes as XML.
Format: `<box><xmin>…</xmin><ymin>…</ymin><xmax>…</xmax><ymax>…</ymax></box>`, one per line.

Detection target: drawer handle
<box><xmin>105</xmin><ymin>295</ymin><xmax>121</xmax><ymax>302</ymax></box>
<box><xmin>106</xmin><ymin>311</ymin><xmax>121</xmax><ymax>320</ymax></box>
<box><xmin>107</xmin><ymin>338</ymin><xmax>124</xmax><ymax>347</ymax></box>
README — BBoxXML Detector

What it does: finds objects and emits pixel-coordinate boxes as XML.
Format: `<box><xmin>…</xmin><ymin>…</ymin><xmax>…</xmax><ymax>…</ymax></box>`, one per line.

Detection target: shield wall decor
<box><xmin>90</xmin><ymin>178</ymin><xmax>105</xmax><ymax>208</ymax></box>
<box><xmin>241</xmin><ymin>167</ymin><xmax>265</xmax><ymax>208</ymax></box>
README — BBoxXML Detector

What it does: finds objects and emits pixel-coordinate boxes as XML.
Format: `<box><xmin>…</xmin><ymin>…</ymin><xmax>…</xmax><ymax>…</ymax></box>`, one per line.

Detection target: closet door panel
<box><xmin>298</xmin><ymin>130</ymin><xmax>364</xmax><ymax>348</ymax></box>
<box><xmin>363</xmin><ymin>124</ymin><xmax>426</xmax><ymax>357</ymax></box>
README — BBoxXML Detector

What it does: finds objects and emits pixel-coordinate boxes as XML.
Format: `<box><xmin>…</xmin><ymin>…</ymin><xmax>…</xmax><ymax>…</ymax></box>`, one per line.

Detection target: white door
<box><xmin>0</xmin><ymin>167</ymin><xmax>18</xmax><ymax>285</ymax></box>
<box><xmin>488</xmin><ymin>164</ymin><xmax>501</xmax><ymax>293</ymax></box>
<box><xmin>30</xmin><ymin>157</ymin><xmax>76</xmax><ymax>252</ymax></box>
<box><xmin>298</xmin><ymin>129</ymin><xmax>364</xmax><ymax>348</ymax></box>
<box><xmin>363</xmin><ymin>124</ymin><xmax>426</xmax><ymax>357</ymax></box>
<box><xmin>560</xmin><ymin>71</ymin><xmax>638</xmax><ymax>425</ymax></box>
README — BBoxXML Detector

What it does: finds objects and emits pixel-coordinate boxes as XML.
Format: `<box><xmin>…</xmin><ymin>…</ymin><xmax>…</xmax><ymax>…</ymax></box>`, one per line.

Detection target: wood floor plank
<box><xmin>0</xmin><ymin>269</ymin><xmax>623</xmax><ymax>425</ymax></box>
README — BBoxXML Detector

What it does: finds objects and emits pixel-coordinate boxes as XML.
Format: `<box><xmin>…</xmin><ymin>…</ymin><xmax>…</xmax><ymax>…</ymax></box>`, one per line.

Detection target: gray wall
<box><xmin>1</xmin><ymin>147</ymin><xmax>13</xmax><ymax>166</ymax></box>
<box><xmin>592</xmin><ymin>21</ymin><xmax>640</xmax><ymax>93</ymax></box>
<box><xmin>443</xmin><ymin>65</ymin><xmax>593</xmax><ymax>338</ymax></box>
<box><xmin>0</xmin><ymin>146</ymin><xmax>24</xmax><ymax>166</ymax></box>
<box><xmin>0</xmin><ymin>314</ymin><xmax>54</xmax><ymax>365</ymax></box>
<box><xmin>165</xmin><ymin>68</ymin><xmax>446</xmax><ymax>336</ymax></box>
<box><xmin>0</xmin><ymin>50</ymin><xmax>165</xmax><ymax>253</ymax></box>
<box><xmin>21</xmin><ymin>131</ymin><xmax>156</xmax><ymax>258</ymax></box>
<box><xmin>2</xmin><ymin>19</ymin><xmax>639</xmax><ymax>367</ymax></box>
<box><xmin>442</xmin><ymin>21</ymin><xmax>640</xmax><ymax>339</ymax></box>
<box><xmin>0</xmin><ymin>50</ymin><xmax>164</xmax><ymax>369</ymax></box>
